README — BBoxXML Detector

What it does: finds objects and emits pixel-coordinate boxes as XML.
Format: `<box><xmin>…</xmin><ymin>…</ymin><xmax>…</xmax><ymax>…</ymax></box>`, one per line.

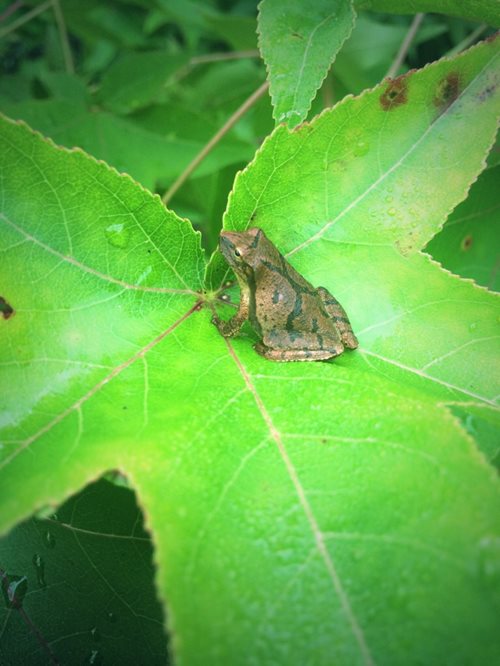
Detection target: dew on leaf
<box><xmin>107</xmin><ymin>611</ymin><xmax>118</xmax><ymax>623</ymax></box>
<box><xmin>45</xmin><ymin>530</ymin><xmax>56</xmax><ymax>549</ymax></box>
<box><xmin>353</xmin><ymin>140</ymin><xmax>369</xmax><ymax>156</ymax></box>
<box><xmin>387</xmin><ymin>208</ymin><xmax>397</xmax><ymax>217</ymax></box>
<box><xmin>105</xmin><ymin>223</ymin><xmax>130</xmax><ymax>249</ymax></box>
<box><xmin>1</xmin><ymin>571</ymin><xmax>28</xmax><ymax>609</ymax></box>
<box><xmin>32</xmin><ymin>554</ymin><xmax>46</xmax><ymax>588</ymax></box>
<box><xmin>478</xmin><ymin>536</ymin><xmax>500</xmax><ymax>606</ymax></box>
<box><xmin>91</xmin><ymin>626</ymin><xmax>101</xmax><ymax>642</ymax></box>
<box><xmin>85</xmin><ymin>649</ymin><xmax>103</xmax><ymax>665</ymax></box>
<box><xmin>469</xmin><ymin>322</ymin><xmax>477</xmax><ymax>332</ymax></box>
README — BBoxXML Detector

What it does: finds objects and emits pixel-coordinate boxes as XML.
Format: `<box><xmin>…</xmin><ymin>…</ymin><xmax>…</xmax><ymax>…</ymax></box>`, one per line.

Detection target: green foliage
<box><xmin>356</xmin><ymin>0</ymin><xmax>500</xmax><ymax>27</ymax></box>
<box><xmin>258</xmin><ymin>0</ymin><xmax>356</xmax><ymax>126</ymax></box>
<box><xmin>0</xmin><ymin>479</ymin><xmax>167</xmax><ymax>664</ymax></box>
<box><xmin>0</xmin><ymin>1</ymin><xmax>499</xmax><ymax>664</ymax></box>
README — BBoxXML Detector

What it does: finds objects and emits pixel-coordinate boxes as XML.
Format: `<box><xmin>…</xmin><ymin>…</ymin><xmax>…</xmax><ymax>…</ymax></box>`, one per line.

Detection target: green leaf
<box><xmin>448</xmin><ymin>402</ymin><xmax>500</xmax><ymax>469</ymax></box>
<box><xmin>0</xmin><ymin>479</ymin><xmax>167</xmax><ymax>665</ymax></box>
<box><xmin>355</xmin><ymin>0</ymin><xmax>500</xmax><ymax>27</ymax></box>
<box><xmin>97</xmin><ymin>50</ymin><xmax>187</xmax><ymax>114</ymax></box>
<box><xmin>426</xmin><ymin>165</ymin><xmax>500</xmax><ymax>291</ymax></box>
<box><xmin>205</xmin><ymin>13</ymin><xmax>258</xmax><ymax>51</ymax></box>
<box><xmin>3</xmin><ymin>100</ymin><xmax>254</xmax><ymax>191</ymax></box>
<box><xmin>258</xmin><ymin>0</ymin><xmax>356</xmax><ymax>126</ymax></box>
<box><xmin>2</xmin><ymin>39</ymin><xmax>500</xmax><ymax>666</ymax></box>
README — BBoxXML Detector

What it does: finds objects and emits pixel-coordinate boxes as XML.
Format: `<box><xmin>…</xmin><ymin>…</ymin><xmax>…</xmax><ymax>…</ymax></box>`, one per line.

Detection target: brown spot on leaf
<box><xmin>380</xmin><ymin>76</ymin><xmax>408</xmax><ymax>111</ymax></box>
<box><xmin>433</xmin><ymin>72</ymin><xmax>461</xmax><ymax>112</ymax></box>
<box><xmin>0</xmin><ymin>296</ymin><xmax>14</xmax><ymax>320</ymax></box>
<box><xmin>461</xmin><ymin>234</ymin><xmax>473</xmax><ymax>251</ymax></box>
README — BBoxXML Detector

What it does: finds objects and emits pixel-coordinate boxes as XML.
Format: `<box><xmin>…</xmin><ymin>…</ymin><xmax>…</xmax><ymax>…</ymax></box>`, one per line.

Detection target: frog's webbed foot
<box><xmin>317</xmin><ymin>287</ymin><xmax>358</xmax><ymax>349</ymax></box>
<box><xmin>211</xmin><ymin>314</ymin><xmax>245</xmax><ymax>338</ymax></box>
<box><xmin>212</xmin><ymin>315</ymin><xmax>234</xmax><ymax>337</ymax></box>
<box><xmin>254</xmin><ymin>342</ymin><xmax>343</xmax><ymax>362</ymax></box>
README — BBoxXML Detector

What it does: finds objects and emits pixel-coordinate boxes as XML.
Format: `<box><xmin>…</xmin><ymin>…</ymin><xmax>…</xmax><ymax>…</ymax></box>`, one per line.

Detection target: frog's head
<box><xmin>219</xmin><ymin>227</ymin><xmax>267</xmax><ymax>275</ymax></box>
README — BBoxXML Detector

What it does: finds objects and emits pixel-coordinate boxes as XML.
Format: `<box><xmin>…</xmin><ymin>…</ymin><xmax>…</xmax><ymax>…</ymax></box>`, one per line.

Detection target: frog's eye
<box><xmin>234</xmin><ymin>248</ymin><xmax>241</xmax><ymax>257</ymax></box>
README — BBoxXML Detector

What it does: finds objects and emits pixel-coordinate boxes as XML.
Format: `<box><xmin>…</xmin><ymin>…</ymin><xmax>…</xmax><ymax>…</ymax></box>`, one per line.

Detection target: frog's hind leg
<box><xmin>317</xmin><ymin>287</ymin><xmax>358</xmax><ymax>349</ymax></box>
<box><xmin>254</xmin><ymin>342</ymin><xmax>341</xmax><ymax>362</ymax></box>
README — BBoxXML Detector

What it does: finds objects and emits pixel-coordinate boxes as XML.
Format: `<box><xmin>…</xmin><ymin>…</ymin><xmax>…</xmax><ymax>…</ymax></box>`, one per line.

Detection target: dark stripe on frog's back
<box><xmin>261</xmin><ymin>258</ymin><xmax>317</xmax><ymax>299</ymax></box>
<box><xmin>246</xmin><ymin>268</ymin><xmax>262</xmax><ymax>336</ymax></box>
<box><xmin>286</xmin><ymin>291</ymin><xmax>302</xmax><ymax>331</ymax></box>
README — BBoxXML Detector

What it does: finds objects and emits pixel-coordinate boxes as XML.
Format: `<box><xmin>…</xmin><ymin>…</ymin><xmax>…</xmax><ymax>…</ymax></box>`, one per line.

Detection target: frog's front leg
<box><xmin>317</xmin><ymin>287</ymin><xmax>358</xmax><ymax>349</ymax></box>
<box><xmin>212</xmin><ymin>284</ymin><xmax>250</xmax><ymax>337</ymax></box>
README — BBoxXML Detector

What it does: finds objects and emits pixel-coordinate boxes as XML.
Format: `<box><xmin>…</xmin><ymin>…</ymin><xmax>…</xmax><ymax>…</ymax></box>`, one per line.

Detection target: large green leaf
<box><xmin>258</xmin><ymin>0</ymin><xmax>356</xmax><ymax>126</ymax></box>
<box><xmin>208</xmin><ymin>37</ymin><xmax>500</xmax><ymax>405</ymax></box>
<box><xmin>356</xmin><ymin>0</ymin><xmax>500</xmax><ymax>27</ymax></box>
<box><xmin>1</xmin><ymin>38</ymin><xmax>500</xmax><ymax>666</ymax></box>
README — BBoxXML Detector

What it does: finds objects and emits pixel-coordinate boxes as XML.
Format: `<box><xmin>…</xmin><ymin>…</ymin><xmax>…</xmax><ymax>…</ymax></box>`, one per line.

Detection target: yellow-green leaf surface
<box><xmin>258</xmin><ymin>0</ymin><xmax>356</xmax><ymax>126</ymax></box>
<box><xmin>1</xmin><ymin>39</ymin><xmax>500</xmax><ymax>666</ymax></box>
<box><xmin>209</xmin><ymin>37</ymin><xmax>500</xmax><ymax>407</ymax></box>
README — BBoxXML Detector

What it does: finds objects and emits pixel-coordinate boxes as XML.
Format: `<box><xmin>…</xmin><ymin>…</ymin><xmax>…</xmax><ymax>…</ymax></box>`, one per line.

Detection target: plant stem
<box><xmin>446</xmin><ymin>24</ymin><xmax>488</xmax><ymax>57</ymax></box>
<box><xmin>0</xmin><ymin>0</ymin><xmax>51</xmax><ymax>38</ymax></box>
<box><xmin>0</xmin><ymin>1</ymin><xmax>24</xmax><ymax>24</ymax></box>
<box><xmin>385</xmin><ymin>13</ymin><xmax>425</xmax><ymax>79</ymax></box>
<box><xmin>51</xmin><ymin>0</ymin><xmax>74</xmax><ymax>74</ymax></box>
<box><xmin>162</xmin><ymin>80</ymin><xmax>269</xmax><ymax>206</ymax></box>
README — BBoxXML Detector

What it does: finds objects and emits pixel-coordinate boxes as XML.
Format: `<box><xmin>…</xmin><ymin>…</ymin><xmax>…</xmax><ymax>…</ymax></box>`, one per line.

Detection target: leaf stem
<box><xmin>51</xmin><ymin>0</ymin><xmax>74</xmax><ymax>74</ymax></box>
<box><xmin>161</xmin><ymin>80</ymin><xmax>269</xmax><ymax>206</ymax></box>
<box><xmin>0</xmin><ymin>0</ymin><xmax>51</xmax><ymax>38</ymax></box>
<box><xmin>385</xmin><ymin>13</ymin><xmax>425</xmax><ymax>79</ymax></box>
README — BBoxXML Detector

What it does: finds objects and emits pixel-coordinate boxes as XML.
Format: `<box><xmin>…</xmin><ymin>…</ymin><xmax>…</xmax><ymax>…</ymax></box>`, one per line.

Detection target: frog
<box><xmin>212</xmin><ymin>227</ymin><xmax>358</xmax><ymax>361</ymax></box>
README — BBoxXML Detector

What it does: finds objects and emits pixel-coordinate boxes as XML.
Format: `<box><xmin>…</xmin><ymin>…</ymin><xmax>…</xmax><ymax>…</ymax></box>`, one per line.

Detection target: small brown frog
<box><xmin>212</xmin><ymin>228</ymin><xmax>358</xmax><ymax>361</ymax></box>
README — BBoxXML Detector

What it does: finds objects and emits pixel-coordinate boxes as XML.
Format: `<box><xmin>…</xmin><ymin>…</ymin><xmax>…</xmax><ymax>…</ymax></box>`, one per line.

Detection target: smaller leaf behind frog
<box><xmin>212</xmin><ymin>228</ymin><xmax>358</xmax><ymax>361</ymax></box>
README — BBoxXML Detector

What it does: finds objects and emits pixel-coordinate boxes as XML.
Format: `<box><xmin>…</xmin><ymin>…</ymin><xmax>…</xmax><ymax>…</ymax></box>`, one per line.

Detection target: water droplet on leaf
<box><xmin>1</xmin><ymin>572</ymin><xmax>28</xmax><ymax>609</ymax></box>
<box><xmin>45</xmin><ymin>530</ymin><xmax>56</xmax><ymax>549</ymax></box>
<box><xmin>105</xmin><ymin>223</ymin><xmax>130</xmax><ymax>249</ymax></box>
<box><xmin>478</xmin><ymin>536</ymin><xmax>500</xmax><ymax>609</ymax></box>
<box><xmin>353</xmin><ymin>140</ymin><xmax>369</xmax><ymax>156</ymax></box>
<box><xmin>85</xmin><ymin>649</ymin><xmax>103</xmax><ymax>665</ymax></box>
<box><xmin>32</xmin><ymin>554</ymin><xmax>46</xmax><ymax>588</ymax></box>
<box><xmin>91</xmin><ymin>626</ymin><xmax>101</xmax><ymax>642</ymax></box>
